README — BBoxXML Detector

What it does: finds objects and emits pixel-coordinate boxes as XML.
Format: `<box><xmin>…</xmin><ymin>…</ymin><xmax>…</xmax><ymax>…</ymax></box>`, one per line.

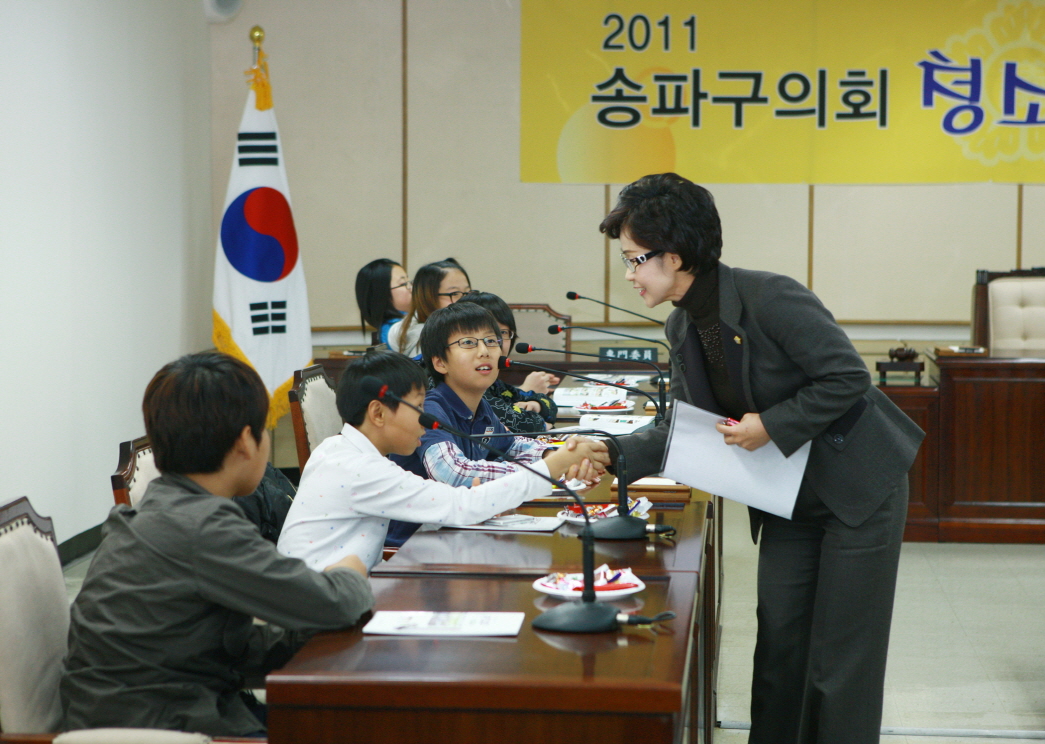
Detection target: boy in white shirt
<box><xmin>278</xmin><ymin>350</ymin><xmax>604</xmax><ymax>569</ymax></box>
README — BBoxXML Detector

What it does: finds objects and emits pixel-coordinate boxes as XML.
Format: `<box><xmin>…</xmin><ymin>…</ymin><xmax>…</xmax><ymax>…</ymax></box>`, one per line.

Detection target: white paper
<box><xmin>661</xmin><ymin>401</ymin><xmax>810</xmax><ymax>519</ymax></box>
<box><xmin>577</xmin><ymin>414</ymin><xmax>650</xmax><ymax>434</ymax></box>
<box><xmin>363</xmin><ymin>611</ymin><xmax>525</xmax><ymax>637</ymax></box>
<box><xmin>552</xmin><ymin>386</ymin><xmax>628</xmax><ymax>406</ymax></box>
<box><xmin>448</xmin><ymin>515</ymin><xmax>566</xmax><ymax>532</ymax></box>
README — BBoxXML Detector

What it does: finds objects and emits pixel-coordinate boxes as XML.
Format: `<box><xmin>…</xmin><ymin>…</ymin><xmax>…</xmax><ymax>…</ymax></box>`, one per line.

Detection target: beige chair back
<box><xmin>111</xmin><ymin>437</ymin><xmax>160</xmax><ymax>507</ymax></box>
<box><xmin>0</xmin><ymin>497</ymin><xmax>67</xmax><ymax>734</ymax></box>
<box><xmin>988</xmin><ymin>277</ymin><xmax>1045</xmax><ymax>358</ymax></box>
<box><xmin>289</xmin><ymin>365</ymin><xmax>342</xmax><ymax>469</ymax></box>
<box><xmin>508</xmin><ymin>304</ymin><xmax>571</xmax><ymax>361</ymax></box>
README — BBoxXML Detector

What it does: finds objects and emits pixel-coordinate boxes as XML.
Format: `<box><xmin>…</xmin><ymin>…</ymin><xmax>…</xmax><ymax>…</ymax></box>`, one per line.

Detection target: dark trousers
<box><xmin>748</xmin><ymin>477</ymin><xmax>908</xmax><ymax>744</ymax></box>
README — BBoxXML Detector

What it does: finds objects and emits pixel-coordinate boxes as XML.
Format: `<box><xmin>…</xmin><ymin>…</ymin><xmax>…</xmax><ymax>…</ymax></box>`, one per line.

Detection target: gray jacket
<box><xmin>617</xmin><ymin>263</ymin><xmax>924</xmax><ymax>527</ymax></box>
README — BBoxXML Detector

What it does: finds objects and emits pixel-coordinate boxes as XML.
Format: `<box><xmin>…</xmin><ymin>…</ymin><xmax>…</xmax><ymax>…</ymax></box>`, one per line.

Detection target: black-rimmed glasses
<box><xmin>620</xmin><ymin>250</ymin><xmax>664</xmax><ymax>271</ymax></box>
<box><xmin>446</xmin><ymin>336</ymin><xmax>502</xmax><ymax>350</ymax></box>
<box><xmin>437</xmin><ymin>290</ymin><xmax>469</xmax><ymax>302</ymax></box>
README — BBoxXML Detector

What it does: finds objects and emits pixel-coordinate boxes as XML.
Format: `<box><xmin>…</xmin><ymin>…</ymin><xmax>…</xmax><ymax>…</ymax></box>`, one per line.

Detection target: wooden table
<box><xmin>267</xmin><ymin>572</ymin><xmax>700</xmax><ymax>744</ymax></box>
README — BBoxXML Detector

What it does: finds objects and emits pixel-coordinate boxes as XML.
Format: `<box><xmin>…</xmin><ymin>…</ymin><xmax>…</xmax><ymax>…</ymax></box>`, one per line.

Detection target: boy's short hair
<box><xmin>458</xmin><ymin>291</ymin><xmax>515</xmax><ymax>336</ymax></box>
<box><xmin>598</xmin><ymin>172</ymin><xmax>722</xmax><ymax>276</ymax></box>
<box><xmin>419</xmin><ymin>303</ymin><xmax>500</xmax><ymax>384</ymax></box>
<box><xmin>337</xmin><ymin>349</ymin><xmax>427</xmax><ymax>426</ymax></box>
<box><xmin>143</xmin><ymin>352</ymin><xmax>268</xmax><ymax>474</ymax></box>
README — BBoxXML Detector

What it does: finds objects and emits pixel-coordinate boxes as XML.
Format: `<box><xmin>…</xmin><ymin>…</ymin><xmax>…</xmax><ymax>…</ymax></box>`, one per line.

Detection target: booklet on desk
<box><xmin>661</xmin><ymin>400</ymin><xmax>809</xmax><ymax>520</ymax></box>
<box><xmin>363</xmin><ymin>611</ymin><xmax>526</xmax><ymax>637</ymax></box>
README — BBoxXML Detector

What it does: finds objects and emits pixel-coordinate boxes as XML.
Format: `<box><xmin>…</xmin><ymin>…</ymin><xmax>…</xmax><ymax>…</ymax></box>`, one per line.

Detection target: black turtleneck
<box><xmin>673</xmin><ymin>265</ymin><xmax>747</xmax><ymax>419</ymax></box>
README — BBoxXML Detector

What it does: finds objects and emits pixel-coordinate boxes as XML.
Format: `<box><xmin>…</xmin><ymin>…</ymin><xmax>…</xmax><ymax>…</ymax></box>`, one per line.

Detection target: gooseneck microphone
<box><xmin>500</xmin><ymin>357</ymin><xmax>662</xmax><ymax>425</ymax></box>
<box><xmin>359</xmin><ymin>376</ymin><xmax>627</xmax><ymax>633</ymax></box>
<box><xmin>565</xmin><ymin>291</ymin><xmax>665</xmax><ymax>325</ymax></box>
<box><xmin>548</xmin><ymin>323</ymin><xmax>672</xmax><ymax>354</ymax></box>
<box><xmin>515</xmin><ymin>343</ymin><xmax>668</xmax><ymax>424</ymax></box>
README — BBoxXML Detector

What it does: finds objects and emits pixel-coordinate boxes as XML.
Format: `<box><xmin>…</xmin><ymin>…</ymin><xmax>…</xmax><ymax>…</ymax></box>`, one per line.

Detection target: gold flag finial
<box><xmin>245</xmin><ymin>26</ymin><xmax>272</xmax><ymax>111</ymax></box>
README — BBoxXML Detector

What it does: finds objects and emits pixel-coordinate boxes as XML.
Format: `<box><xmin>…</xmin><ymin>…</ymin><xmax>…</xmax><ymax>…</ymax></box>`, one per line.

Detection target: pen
<box><xmin>723</xmin><ymin>417</ymin><xmax>741</xmax><ymax>426</ymax></box>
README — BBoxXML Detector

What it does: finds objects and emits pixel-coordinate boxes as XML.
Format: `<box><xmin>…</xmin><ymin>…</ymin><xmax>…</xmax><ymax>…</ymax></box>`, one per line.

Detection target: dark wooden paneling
<box><xmin>937</xmin><ymin>357</ymin><xmax>1045</xmax><ymax>542</ymax></box>
<box><xmin>878</xmin><ymin>385</ymin><xmax>940</xmax><ymax>541</ymax></box>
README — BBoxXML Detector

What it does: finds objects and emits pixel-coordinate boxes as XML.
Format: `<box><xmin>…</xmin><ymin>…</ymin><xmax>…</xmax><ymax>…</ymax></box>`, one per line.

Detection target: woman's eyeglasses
<box><xmin>446</xmin><ymin>336</ymin><xmax>502</xmax><ymax>350</ymax></box>
<box><xmin>620</xmin><ymin>250</ymin><xmax>664</xmax><ymax>271</ymax></box>
<box><xmin>391</xmin><ymin>280</ymin><xmax>412</xmax><ymax>291</ymax></box>
<box><xmin>437</xmin><ymin>290</ymin><xmax>468</xmax><ymax>302</ymax></box>
<box><xmin>498</xmin><ymin>330</ymin><xmax>516</xmax><ymax>342</ymax></box>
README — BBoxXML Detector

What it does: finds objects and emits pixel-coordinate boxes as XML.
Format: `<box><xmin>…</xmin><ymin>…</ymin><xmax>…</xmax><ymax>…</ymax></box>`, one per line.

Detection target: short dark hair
<box><xmin>143</xmin><ymin>352</ymin><xmax>268</xmax><ymax>474</ymax></box>
<box><xmin>337</xmin><ymin>349</ymin><xmax>427</xmax><ymax>426</ymax></box>
<box><xmin>599</xmin><ymin>173</ymin><xmax>722</xmax><ymax>275</ymax></box>
<box><xmin>458</xmin><ymin>291</ymin><xmax>515</xmax><ymax>336</ymax></box>
<box><xmin>355</xmin><ymin>258</ymin><xmax>402</xmax><ymax>332</ymax></box>
<box><xmin>419</xmin><ymin>302</ymin><xmax>500</xmax><ymax>384</ymax></box>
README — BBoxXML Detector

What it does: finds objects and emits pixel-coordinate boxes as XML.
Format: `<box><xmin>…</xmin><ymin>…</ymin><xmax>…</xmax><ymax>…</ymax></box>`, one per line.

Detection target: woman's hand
<box><xmin>715</xmin><ymin>412</ymin><xmax>771</xmax><ymax>451</ymax></box>
<box><xmin>518</xmin><ymin>371</ymin><xmax>560</xmax><ymax>394</ymax></box>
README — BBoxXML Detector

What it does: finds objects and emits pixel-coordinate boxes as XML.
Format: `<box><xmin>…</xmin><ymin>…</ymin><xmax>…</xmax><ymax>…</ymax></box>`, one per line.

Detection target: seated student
<box><xmin>393</xmin><ymin>302</ymin><xmax>610</xmax><ymax>486</ymax></box>
<box><xmin>355</xmin><ymin>258</ymin><xmax>412</xmax><ymax>346</ymax></box>
<box><xmin>60</xmin><ymin>353</ymin><xmax>373</xmax><ymax>738</ymax></box>
<box><xmin>277</xmin><ymin>350</ymin><xmax>602</xmax><ymax>570</ymax></box>
<box><xmin>457</xmin><ymin>290</ymin><xmax>559</xmax><ymax>434</ymax></box>
<box><xmin>387</xmin><ymin>257</ymin><xmax>470</xmax><ymax>357</ymax></box>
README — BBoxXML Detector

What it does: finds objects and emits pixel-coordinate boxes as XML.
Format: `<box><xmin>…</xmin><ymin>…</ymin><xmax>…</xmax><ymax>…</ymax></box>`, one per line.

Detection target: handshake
<box><xmin>541</xmin><ymin>435</ymin><xmax>611</xmax><ymax>485</ymax></box>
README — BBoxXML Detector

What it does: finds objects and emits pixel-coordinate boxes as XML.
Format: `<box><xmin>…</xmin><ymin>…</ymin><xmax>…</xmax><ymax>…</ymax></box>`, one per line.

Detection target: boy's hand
<box><xmin>517</xmin><ymin>401</ymin><xmax>542</xmax><ymax>413</ymax></box>
<box><xmin>565</xmin><ymin>436</ymin><xmax>610</xmax><ymax>472</ymax></box>
<box><xmin>519</xmin><ymin>371</ymin><xmax>560</xmax><ymax>394</ymax></box>
<box><xmin>324</xmin><ymin>554</ymin><xmax>368</xmax><ymax>577</ymax></box>
<box><xmin>543</xmin><ymin>437</ymin><xmax>610</xmax><ymax>481</ymax></box>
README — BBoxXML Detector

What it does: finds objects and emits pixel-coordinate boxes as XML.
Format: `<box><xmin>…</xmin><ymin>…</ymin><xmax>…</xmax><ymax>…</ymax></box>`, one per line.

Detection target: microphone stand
<box><xmin>516</xmin><ymin>343</ymin><xmax>667</xmax><ymax>426</ymax></box>
<box><xmin>501</xmin><ymin>357</ymin><xmax>662</xmax><ymax>426</ymax></box>
<box><xmin>565</xmin><ymin>291</ymin><xmax>665</xmax><ymax>325</ymax></box>
<box><xmin>360</xmin><ymin>376</ymin><xmax>620</xmax><ymax>633</ymax></box>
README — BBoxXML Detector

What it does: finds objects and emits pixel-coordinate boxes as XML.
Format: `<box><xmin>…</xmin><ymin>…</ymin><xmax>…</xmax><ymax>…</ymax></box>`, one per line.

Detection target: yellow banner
<box><xmin>521</xmin><ymin>0</ymin><xmax>1045</xmax><ymax>183</ymax></box>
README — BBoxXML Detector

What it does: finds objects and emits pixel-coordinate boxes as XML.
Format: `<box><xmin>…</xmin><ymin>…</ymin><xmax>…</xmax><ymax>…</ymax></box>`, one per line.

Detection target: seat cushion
<box><xmin>989</xmin><ymin>277</ymin><xmax>1045</xmax><ymax>358</ymax></box>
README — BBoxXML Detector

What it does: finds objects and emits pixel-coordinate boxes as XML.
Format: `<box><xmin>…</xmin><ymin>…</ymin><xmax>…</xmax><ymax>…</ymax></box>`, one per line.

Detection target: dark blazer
<box><xmin>617</xmin><ymin>263</ymin><xmax>925</xmax><ymax>528</ymax></box>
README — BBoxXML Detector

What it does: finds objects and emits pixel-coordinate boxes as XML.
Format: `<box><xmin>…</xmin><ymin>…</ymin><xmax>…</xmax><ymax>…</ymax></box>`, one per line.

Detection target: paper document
<box><xmin>363</xmin><ymin>611</ymin><xmax>525</xmax><ymax>637</ymax></box>
<box><xmin>661</xmin><ymin>401</ymin><xmax>810</xmax><ymax>519</ymax></box>
<box><xmin>448</xmin><ymin>515</ymin><xmax>565</xmax><ymax>532</ymax></box>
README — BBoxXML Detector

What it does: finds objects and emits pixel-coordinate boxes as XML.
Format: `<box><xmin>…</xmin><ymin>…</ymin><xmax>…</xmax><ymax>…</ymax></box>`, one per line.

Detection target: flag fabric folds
<box><xmin>213</xmin><ymin>53</ymin><xmax>311</xmax><ymax>429</ymax></box>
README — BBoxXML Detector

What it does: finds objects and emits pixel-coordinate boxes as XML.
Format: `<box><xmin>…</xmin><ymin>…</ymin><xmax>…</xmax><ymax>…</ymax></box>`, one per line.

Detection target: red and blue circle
<box><xmin>221</xmin><ymin>187</ymin><xmax>299</xmax><ymax>282</ymax></box>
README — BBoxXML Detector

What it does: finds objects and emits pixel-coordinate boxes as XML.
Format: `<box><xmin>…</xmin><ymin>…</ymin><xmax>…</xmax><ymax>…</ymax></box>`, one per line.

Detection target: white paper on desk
<box><xmin>448</xmin><ymin>516</ymin><xmax>566</xmax><ymax>532</ymax></box>
<box><xmin>363</xmin><ymin>611</ymin><xmax>525</xmax><ymax>637</ymax></box>
<box><xmin>661</xmin><ymin>401</ymin><xmax>810</xmax><ymax>520</ymax></box>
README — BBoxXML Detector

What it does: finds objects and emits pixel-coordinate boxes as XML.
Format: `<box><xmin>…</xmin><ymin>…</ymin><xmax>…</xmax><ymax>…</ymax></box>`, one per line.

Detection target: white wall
<box><xmin>0</xmin><ymin>1</ymin><xmax>212</xmax><ymax>542</ymax></box>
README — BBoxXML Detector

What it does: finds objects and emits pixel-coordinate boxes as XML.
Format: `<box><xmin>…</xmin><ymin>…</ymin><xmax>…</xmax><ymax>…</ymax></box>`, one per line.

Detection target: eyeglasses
<box><xmin>391</xmin><ymin>280</ymin><xmax>412</xmax><ymax>291</ymax></box>
<box><xmin>498</xmin><ymin>330</ymin><xmax>515</xmax><ymax>342</ymax></box>
<box><xmin>437</xmin><ymin>290</ymin><xmax>469</xmax><ymax>302</ymax></box>
<box><xmin>620</xmin><ymin>250</ymin><xmax>664</xmax><ymax>271</ymax></box>
<box><xmin>447</xmin><ymin>336</ymin><xmax>502</xmax><ymax>350</ymax></box>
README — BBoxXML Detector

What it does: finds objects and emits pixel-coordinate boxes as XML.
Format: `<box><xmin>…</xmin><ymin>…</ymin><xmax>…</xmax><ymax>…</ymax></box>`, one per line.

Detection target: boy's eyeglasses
<box><xmin>391</xmin><ymin>280</ymin><xmax>412</xmax><ymax>291</ymax></box>
<box><xmin>620</xmin><ymin>250</ymin><xmax>664</xmax><ymax>271</ymax></box>
<box><xmin>446</xmin><ymin>336</ymin><xmax>502</xmax><ymax>350</ymax></box>
<box><xmin>498</xmin><ymin>330</ymin><xmax>515</xmax><ymax>342</ymax></box>
<box><xmin>437</xmin><ymin>291</ymin><xmax>468</xmax><ymax>302</ymax></box>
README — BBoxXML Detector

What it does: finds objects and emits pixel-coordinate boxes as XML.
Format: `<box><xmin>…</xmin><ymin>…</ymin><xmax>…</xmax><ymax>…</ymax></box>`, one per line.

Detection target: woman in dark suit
<box><xmin>601</xmin><ymin>173</ymin><xmax>924</xmax><ymax>744</ymax></box>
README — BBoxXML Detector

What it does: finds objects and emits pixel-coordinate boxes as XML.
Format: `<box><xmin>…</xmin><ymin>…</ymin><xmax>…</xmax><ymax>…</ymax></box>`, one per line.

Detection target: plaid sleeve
<box><xmin>422</xmin><ymin>440</ymin><xmax>523</xmax><ymax>486</ymax></box>
<box><xmin>504</xmin><ymin>434</ymin><xmax>551</xmax><ymax>464</ymax></box>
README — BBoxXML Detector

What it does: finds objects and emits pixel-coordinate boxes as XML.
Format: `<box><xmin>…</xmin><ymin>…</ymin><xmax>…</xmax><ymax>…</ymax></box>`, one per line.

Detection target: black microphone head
<box><xmin>566</xmin><ymin>291</ymin><xmax>579</xmax><ymax>300</ymax></box>
<box><xmin>359</xmin><ymin>376</ymin><xmax>388</xmax><ymax>399</ymax></box>
<box><xmin>418</xmin><ymin>412</ymin><xmax>441</xmax><ymax>430</ymax></box>
<box><xmin>514</xmin><ymin>342</ymin><xmax>532</xmax><ymax>354</ymax></box>
<box><xmin>548</xmin><ymin>324</ymin><xmax>562</xmax><ymax>335</ymax></box>
<box><xmin>497</xmin><ymin>357</ymin><xmax>512</xmax><ymax>370</ymax></box>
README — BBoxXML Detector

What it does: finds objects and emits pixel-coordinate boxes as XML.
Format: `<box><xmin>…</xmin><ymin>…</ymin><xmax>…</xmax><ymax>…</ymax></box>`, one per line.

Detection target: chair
<box><xmin>971</xmin><ymin>268</ymin><xmax>1045</xmax><ymax>357</ymax></box>
<box><xmin>111</xmin><ymin>436</ymin><xmax>160</xmax><ymax>507</ymax></box>
<box><xmin>288</xmin><ymin>365</ymin><xmax>342</xmax><ymax>470</ymax></box>
<box><xmin>508</xmin><ymin>303</ymin><xmax>571</xmax><ymax>361</ymax></box>
<box><xmin>0</xmin><ymin>497</ymin><xmax>68</xmax><ymax>735</ymax></box>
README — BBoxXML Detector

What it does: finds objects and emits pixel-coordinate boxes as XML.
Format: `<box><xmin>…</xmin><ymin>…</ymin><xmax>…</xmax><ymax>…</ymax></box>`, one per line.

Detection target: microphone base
<box><xmin>532</xmin><ymin>599</ymin><xmax>620</xmax><ymax>633</ymax></box>
<box><xmin>589</xmin><ymin>515</ymin><xmax>649</xmax><ymax>541</ymax></box>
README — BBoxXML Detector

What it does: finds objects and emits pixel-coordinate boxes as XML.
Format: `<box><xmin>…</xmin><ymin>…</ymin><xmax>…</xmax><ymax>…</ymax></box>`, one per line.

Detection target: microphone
<box><xmin>500</xmin><ymin>357</ymin><xmax>662</xmax><ymax>425</ymax></box>
<box><xmin>358</xmin><ymin>376</ymin><xmax>629</xmax><ymax>633</ymax></box>
<box><xmin>515</xmin><ymin>343</ymin><xmax>668</xmax><ymax>422</ymax></box>
<box><xmin>566</xmin><ymin>291</ymin><xmax>665</xmax><ymax>325</ymax></box>
<box><xmin>548</xmin><ymin>324</ymin><xmax>672</xmax><ymax>354</ymax></box>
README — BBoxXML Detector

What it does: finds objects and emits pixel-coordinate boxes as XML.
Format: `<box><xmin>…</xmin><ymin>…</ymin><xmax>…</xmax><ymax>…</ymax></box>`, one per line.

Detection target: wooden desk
<box><xmin>267</xmin><ymin>572</ymin><xmax>700</xmax><ymax>744</ymax></box>
<box><xmin>372</xmin><ymin>503</ymin><xmax>709</xmax><ymax>579</ymax></box>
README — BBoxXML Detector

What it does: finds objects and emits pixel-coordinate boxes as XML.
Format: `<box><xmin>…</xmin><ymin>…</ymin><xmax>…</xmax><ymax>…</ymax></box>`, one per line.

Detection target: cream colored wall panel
<box><xmin>1022</xmin><ymin>185</ymin><xmax>1045</xmax><ymax>270</ymax></box>
<box><xmin>406</xmin><ymin>1</ymin><xmax>607</xmax><ymax>326</ymax></box>
<box><xmin>813</xmin><ymin>184</ymin><xmax>1018</xmax><ymax>322</ymax></box>
<box><xmin>211</xmin><ymin>0</ymin><xmax>402</xmax><ymax>328</ymax></box>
